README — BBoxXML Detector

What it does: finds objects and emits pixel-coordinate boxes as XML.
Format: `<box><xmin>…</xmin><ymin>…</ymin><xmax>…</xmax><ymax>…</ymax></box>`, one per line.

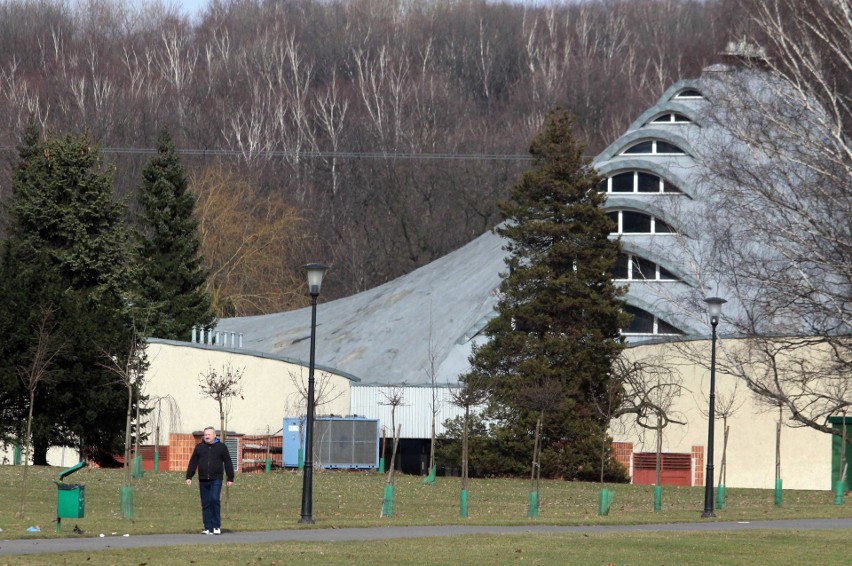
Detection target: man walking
<box><xmin>186</xmin><ymin>427</ymin><xmax>235</xmax><ymax>535</ymax></box>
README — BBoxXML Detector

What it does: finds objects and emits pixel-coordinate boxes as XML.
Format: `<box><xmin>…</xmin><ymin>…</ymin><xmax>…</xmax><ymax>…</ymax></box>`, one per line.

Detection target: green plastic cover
<box><xmin>58</xmin><ymin>461</ymin><xmax>88</xmax><ymax>480</ymax></box>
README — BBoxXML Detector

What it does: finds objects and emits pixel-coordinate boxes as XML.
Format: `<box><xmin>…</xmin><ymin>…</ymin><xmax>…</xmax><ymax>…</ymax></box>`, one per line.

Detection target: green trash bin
<box><xmin>56</xmin><ymin>461</ymin><xmax>88</xmax><ymax>530</ymax></box>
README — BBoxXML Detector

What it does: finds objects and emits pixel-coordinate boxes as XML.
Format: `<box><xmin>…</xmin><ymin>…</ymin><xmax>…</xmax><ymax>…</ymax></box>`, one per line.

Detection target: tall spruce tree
<box><xmin>463</xmin><ymin>111</ymin><xmax>630</xmax><ymax>480</ymax></box>
<box><xmin>0</xmin><ymin>125</ymin><xmax>135</xmax><ymax>464</ymax></box>
<box><xmin>136</xmin><ymin>129</ymin><xmax>214</xmax><ymax>340</ymax></box>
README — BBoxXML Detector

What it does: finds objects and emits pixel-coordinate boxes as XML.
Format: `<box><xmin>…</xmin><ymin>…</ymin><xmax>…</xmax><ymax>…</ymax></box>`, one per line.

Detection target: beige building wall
<box><xmin>7</xmin><ymin>337</ymin><xmax>836</xmax><ymax>490</ymax></box>
<box><xmin>143</xmin><ymin>341</ymin><xmax>353</xmax><ymax>440</ymax></box>
<box><xmin>612</xmin><ymin>341</ymin><xmax>834</xmax><ymax>491</ymax></box>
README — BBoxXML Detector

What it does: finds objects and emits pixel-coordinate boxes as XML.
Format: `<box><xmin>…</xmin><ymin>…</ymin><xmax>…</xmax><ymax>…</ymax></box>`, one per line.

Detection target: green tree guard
<box><xmin>653</xmin><ymin>485</ymin><xmax>662</xmax><ymax>512</ymax></box>
<box><xmin>716</xmin><ymin>485</ymin><xmax>726</xmax><ymax>509</ymax></box>
<box><xmin>265</xmin><ymin>457</ymin><xmax>272</xmax><ymax>473</ymax></box>
<box><xmin>378</xmin><ymin>457</ymin><xmax>385</xmax><ymax>474</ymax></box>
<box><xmin>834</xmin><ymin>481</ymin><xmax>844</xmax><ymax>505</ymax></box>
<box><xmin>153</xmin><ymin>450</ymin><xmax>159</xmax><ymax>472</ymax></box>
<box><xmin>597</xmin><ymin>489</ymin><xmax>614</xmax><ymax>516</ymax></box>
<box><xmin>774</xmin><ymin>478</ymin><xmax>783</xmax><ymax>506</ymax></box>
<box><xmin>131</xmin><ymin>455</ymin><xmax>144</xmax><ymax>478</ymax></box>
<box><xmin>460</xmin><ymin>489</ymin><xmax>469</xmax><ymax>518</ymax></box>
<box><xmin>528</xmin><ymin>491</ymin><xmax>539</xmax><ymax>518</ymax></box>
<box><xmin>422</xmin><ymin>465</ymin><xmax>437</xmax><ymax>484</ymax></box>
<box><xmin>13</xmin><ymin>442</ymin><xmax>21</xmax><ymax>465</ymax></box>
<box><xmin>120</xmin><ymin>485</ymin><xmax>134</xmax><ymax>520</ymax></box>
<box><xmin>298</xmin><ymin>448</ymin><xmax>304</xmax><ymax>471</ymax></box>
<box><xmin>381</xmin><ymin>484</ymin><xmax>394</xmax><ymax>518</ymax></box>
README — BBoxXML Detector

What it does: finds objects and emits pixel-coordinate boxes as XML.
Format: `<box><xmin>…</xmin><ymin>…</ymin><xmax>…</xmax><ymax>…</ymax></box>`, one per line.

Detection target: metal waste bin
<box><xmin>56</xmin><ymin>461</ymin><xmax>87</xmax><ymax>530</ymax></box>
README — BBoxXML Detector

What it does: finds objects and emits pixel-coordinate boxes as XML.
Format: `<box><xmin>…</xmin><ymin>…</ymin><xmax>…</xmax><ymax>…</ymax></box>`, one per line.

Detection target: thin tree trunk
<box><xmin>839</xmin><ymin>411</ymin><xmax>847</xmax><ymax>484</ymax></box>
<box><xmin>530</xmin><ymin>410</ymin><xmax>543</xmax><ymax>491</ymax></box>
<box><xmin>134</xmin><ymin>392</ymin><xmax>141</xmax><ymax>454</ymax></box>
<box><xmin>718</xmin><ymin>423</ymin><xmax>729</xmax><ymax>487</ymax></box>
<box><xmin>381</xmin><ymin>427</ymin><xmax>386</xmax><ymax>468</ymax></box>
<box><xmin>775</xmin><ymin>415</ymin><xmax>782</xmax><ymax>482</ymax></box>
<box><xmin>387</xmin><ymin>424</ymin><xmax>401</xmax><ymax>486</ymax></box>
<box><xmin>124</xmin><ymin>384</ymin><xmax>133</xmax><ymax>485</ymax></box>
<box><xmin>655</xmin><ymin>414</ymin><xmax>662</xmax><ymax>486</ymax></box>
<box><xmin>17</xmin><ymin>390</ymin><xmax>36</xmax><ymax>519</ymax></box>
<box><xmin>220</xmin><ymin>401</ymin><xmax>230</xmax><ymax>516</ymax></box>
<box><xmin>390</xmin><ymin>407</ymin><xmax>397</xmax><ymax>475</ymax></box>
<box><xmin>429</xmin><ymin>412</ymin><xmax>436</xmax><ymax>475</ymax></box>
<box><xmin>462</xmin><ymin>405</ymin><xmax>469</xmax><ymax>490</ymax></box>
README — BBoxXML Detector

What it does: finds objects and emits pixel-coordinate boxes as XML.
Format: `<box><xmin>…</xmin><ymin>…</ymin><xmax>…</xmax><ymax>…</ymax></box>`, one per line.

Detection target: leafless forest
<box><xmin>0</xmin><ymin>0</ymin><xmax>755</xmax><ymax>314</ymax></box>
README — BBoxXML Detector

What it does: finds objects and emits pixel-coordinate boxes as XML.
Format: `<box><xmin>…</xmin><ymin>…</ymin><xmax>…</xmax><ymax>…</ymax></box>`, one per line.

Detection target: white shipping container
<box><xmin>349</xmin><ymin>385</ymin><xmax>475</xmax><ymax>439</ymax></box>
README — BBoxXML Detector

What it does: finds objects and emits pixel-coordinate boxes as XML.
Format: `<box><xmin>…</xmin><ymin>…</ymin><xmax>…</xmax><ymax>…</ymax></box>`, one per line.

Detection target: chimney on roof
<box><xmin>721</xmin><ymin>39</ymin><xmax>770</xmax><ymax>68</ymax></box>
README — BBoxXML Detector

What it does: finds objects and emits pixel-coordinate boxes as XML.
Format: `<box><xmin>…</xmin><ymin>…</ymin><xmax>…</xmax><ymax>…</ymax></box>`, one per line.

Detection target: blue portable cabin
<box><xmin>282</xmin><ymin>416</ymin><xmax>379</xmax><ymax>469</ymax></box>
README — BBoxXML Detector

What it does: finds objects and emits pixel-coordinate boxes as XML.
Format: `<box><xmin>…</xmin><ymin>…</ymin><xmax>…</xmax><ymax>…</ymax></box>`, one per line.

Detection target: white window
<box><xmin>648</xmin><ymin>112</ymin><xmax>692</xmax><ymax>125</ymax></box>
<box><xmin>621</xmin><ymin>140</ymin><xmax>686</xmax><ymax>155</ymax></box>
<box><xmin>599</xmin><ymin>171</ymin><xmax>682</xmax><ymax>194</ymax></box>
<box><xmin>673</xmin><ymin>88</ymin><xmax>704</xmax><ymax>100</ymax></box>
<box><xmin>613</xmin><ymin>253</ymin><xmax>679</xmax><ymax>281</ymax></box>
<box><xmin>622</xmin><ymin>305</ymin><xmax>684</xmax><ymax>335</ymax></box>
<box><xmin>607</xmin><ymin>210</ymin><xmax>676</xmax><ymax>235</ymax></box>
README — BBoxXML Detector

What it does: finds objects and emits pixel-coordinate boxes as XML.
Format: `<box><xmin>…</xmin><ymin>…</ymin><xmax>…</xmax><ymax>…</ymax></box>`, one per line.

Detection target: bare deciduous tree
<box><xmin>379</xmin><ymin>386</ymin><xmax>406</xmax><ymax>476</ymax></box>
<box><xmin>516</xmin><ymin>378</ymin><xmax>565</xmax><ymax>507</ymax></box>
<box><xmin>16</xmin><ymin>306</ymin><xmax>63</xmax><ymax>519</ymax></box>
<box><xmin>692</xmin><ymin>0</ymin><xmax>852</xmax><ymax>441</ymax></box>
<box><xmin>285</xmin><ymin>367</ymin><xmax>345</xmax><ymax>467</ymax></box>
<box><xmin>450</xmin><ymin>375</ymin><xmax>489</xmax><ymax>492</ymax></box>
<box><xmin>99</xmin><ymin>324</ymin><xmax>148</xmax><ymax>488</ymax></box>
<box><xmin>601</xmin><ymin>353</ymin><xmax>686</xmax><ymax>485</ymax></box>
<box><xmin>198</xmin><ymin>363</ymin><xmax>244</xmax><ymax>444</ymax></box>
<box><xmin>198</xmin><ymin>362</ymin><xmax>244</xmax><ymax>514</ymax></box>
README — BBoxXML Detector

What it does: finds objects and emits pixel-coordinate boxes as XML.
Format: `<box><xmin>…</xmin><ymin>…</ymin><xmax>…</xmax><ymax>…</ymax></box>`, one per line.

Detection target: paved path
<box><xmin>1</xmin><ymin>518</ymin><xmax>850</xmax><ymax>556</ymax></box>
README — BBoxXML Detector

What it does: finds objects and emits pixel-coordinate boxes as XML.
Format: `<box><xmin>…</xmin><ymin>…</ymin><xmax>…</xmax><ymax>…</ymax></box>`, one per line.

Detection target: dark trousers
<box><xmin>199</xmin><ymin>479</ymin><xmax>223</xmax><ymax>530</ymax></box>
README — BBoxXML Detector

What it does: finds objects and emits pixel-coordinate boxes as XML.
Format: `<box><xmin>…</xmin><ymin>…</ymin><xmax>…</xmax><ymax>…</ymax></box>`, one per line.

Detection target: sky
<box><xmin>176</xmin><ymin>0</ymin><xmax>208</xmax><ymax>20</ymax></box>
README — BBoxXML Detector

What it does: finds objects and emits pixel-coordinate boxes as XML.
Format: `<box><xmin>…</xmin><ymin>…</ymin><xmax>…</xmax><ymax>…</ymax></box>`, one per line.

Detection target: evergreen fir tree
<box><xmin>463</xmin><ymin>111</ymin><xmax>630</xmax><ymax>480</ymax></box>
<box><xmin>135</xmin><ymin>128</ymin><xmax>214</xmax><ymax>340</ymax></box>
<box><xmin>0</xmin><ymin>125</ymin><xmax>135</xmax><ymax>464</ymax></box>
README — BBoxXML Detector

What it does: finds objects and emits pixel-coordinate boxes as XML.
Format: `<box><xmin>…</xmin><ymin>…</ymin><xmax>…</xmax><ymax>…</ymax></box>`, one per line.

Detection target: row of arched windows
<box><xmin>614</xmin><ymin>253</ymin><xmax>678</xmax><ymax>281</ymax></box>
<box><xmin>610</xmin><ymin>87</ymin><xmax>704</xmax><ymax>336</ymax></box>
<box><xmin>599</xmin><ymin>171</ymin><xmax>682</xmax><ymax>194</ymax></box>
<box><xmin>607</xmin><ymin>210</ymin><xmax>674</xmax><ymax>234</ymax></box>
<box><xmin>623</xmin><ymin>305</ymin><xmax>684</xmax><ymax>335</ymax></box>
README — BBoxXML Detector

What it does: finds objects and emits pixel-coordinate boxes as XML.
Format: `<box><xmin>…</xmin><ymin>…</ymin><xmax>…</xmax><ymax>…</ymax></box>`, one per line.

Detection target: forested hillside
<box><xmin>0</xmin><ymin>0</ymin><xmax>749</xmax><ymax>313</ymax></box>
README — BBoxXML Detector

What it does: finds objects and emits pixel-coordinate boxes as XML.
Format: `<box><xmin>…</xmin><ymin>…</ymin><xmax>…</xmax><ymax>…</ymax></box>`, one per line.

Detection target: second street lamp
<box><xmin>701</xmin><ymin>296</ymin><xmax>726</xmax><ymax>518</ymax></box>
<box><xmin>299</xmin><ymin>263</ymin><xmax>329</xmax><ymax>524</ymax></box>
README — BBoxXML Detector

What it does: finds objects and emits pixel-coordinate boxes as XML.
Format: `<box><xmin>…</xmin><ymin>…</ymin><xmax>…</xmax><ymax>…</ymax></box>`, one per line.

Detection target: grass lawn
<box><xmin>2</xmin><ymin>530</ymin><xmax>851</xmax><ymax>565</ymax></box>
<box><xmin>0</xmin><ymin>465</ymin><xmax>849</xmax><ymax>564</ymax></box>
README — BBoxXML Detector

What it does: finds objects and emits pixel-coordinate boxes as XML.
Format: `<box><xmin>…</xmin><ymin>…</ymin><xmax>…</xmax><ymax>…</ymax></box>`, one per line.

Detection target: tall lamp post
<box><xmin>299</xmin><ymin>263</ymin><xmax>329</xmax><ymax>524</ymax></box>
<box><xmin>702</xmin><ymin>296</ymin><xmax>726</xmax><ymax>518</ymax></box>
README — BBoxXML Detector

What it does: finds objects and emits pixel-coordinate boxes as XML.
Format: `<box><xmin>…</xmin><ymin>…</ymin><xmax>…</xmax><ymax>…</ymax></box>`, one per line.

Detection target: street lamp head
<box><xmin>305</xmin><ymin>263</ymin><xmax>330</xmax><ymax>296</ymax></box>
<box><xmin>704</xmin><ymin>296</ymin><xmax>727</xmax><ymax>327</ymax></box>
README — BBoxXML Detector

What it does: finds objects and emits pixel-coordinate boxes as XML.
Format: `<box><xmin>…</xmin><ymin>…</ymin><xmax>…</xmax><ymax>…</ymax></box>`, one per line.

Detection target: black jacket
<box><xmin>186</xmin><ymin>439</ymin><xmax>235</xmax><ymax>482</ymax></box>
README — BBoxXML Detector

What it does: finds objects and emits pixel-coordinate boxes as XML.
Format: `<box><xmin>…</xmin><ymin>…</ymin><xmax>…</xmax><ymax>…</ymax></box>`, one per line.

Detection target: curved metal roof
<box><xmin>216</xmin><ymin>229</ymin><xmax>507</xmax><ymax>386</ymax></box>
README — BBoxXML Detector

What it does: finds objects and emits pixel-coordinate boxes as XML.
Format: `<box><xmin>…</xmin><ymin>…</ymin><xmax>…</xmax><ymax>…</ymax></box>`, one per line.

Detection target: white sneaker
<box><xmin>202</xmin><ymin>529</ymin><xmax>212</xmax><ymax>535</ymax></box>
<box><xmin>213</xmin><ymin>528</ymin><xmax>221</xmax><ymax>535</ymax></box>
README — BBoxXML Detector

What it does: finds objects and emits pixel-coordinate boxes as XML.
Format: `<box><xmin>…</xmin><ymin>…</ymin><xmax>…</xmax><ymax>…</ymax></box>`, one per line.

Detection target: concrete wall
<box><xmin>613</xmin><ymin>341</ymin><xmax>833</xmax><ymax>490</ymax></box>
